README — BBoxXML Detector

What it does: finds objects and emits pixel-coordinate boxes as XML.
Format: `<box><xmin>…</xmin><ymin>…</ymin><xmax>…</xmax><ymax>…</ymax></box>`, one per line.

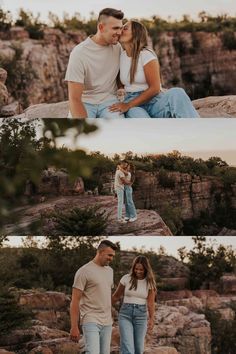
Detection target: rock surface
<box><xmin>3</xmin><ymin>195</ymin><xmax>172</xmax><ymax>236</ymax></box>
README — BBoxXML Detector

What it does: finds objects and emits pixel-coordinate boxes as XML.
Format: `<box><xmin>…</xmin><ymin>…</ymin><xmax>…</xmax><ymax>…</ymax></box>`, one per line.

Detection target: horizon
<box><xmin>2</xmin><ymin>0</ymin><xmax>236</xmax><ymax>23</ymax></box>
<box><xmin>4</xmin><ymin>236</ymin><xmax>236</xmax><ymax>259</ymax></box>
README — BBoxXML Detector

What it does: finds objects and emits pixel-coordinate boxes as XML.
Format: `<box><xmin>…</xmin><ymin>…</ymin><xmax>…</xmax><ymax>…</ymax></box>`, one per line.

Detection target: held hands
<box><xmin>70</xmin><ymin>326</ymin><xmax>80</xmax><ymax>342</ymax></box>
<box><xmin>109</xmin><ymin>102</ymin><xmax>130</xmax><ymax>113</ymax></box>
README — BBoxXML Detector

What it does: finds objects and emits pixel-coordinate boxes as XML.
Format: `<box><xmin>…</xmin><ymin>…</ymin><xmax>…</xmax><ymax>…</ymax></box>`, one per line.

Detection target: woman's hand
<box><xmin>147</xmin><ymin>318</ymin><xmax>154</xmax><ymax>333</ymax></box>
<box><xmin>109</xmin><ymin>102</ymin><xmax>130</xmax><ymax>113</ymax></box>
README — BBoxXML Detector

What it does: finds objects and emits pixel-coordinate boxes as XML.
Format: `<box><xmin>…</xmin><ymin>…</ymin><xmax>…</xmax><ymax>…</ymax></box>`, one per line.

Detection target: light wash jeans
<box><xmin>125</xmin><ymin>185</ymin><xmax>137</xmax><ymax>219</ymax></box>
<box><xmin>124</xmin><ymin>88</ymin><xmax>200</xmax><ymax>118</ymax></box>
<box><xmin>119</xmin><ymin>303</ymin><xmax>147</xmax><ymax>354</ymax></box>
<box><xmin>68</xmin><ymin>98</ymin><xmax>125</xmax><ymax>118</ymax></box>
<box><xmin>82</xmin><ymin>323</ymin><xmax>112</xmax><ymax>354</ymax></box>
<box><xmin>116</xmin><ymin>187</ymin><xmax>124</xmax><ymax>220</ymax></box>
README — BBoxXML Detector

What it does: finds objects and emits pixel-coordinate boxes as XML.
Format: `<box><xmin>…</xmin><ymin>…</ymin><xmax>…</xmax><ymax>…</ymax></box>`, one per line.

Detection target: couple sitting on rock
<box><xmin>114</xmin><ymin>160</ymin><xmax>137</xmax><ymax>223</ymax></box>
<box><xmin>70</xmin><ymin>240</ymin><xmax>156</xmax><ymax>354</ymax></box>
<box><xmin>65</xmin><ymin>7</ymin><xmax>200</xmax><ymax>118</ymax></box>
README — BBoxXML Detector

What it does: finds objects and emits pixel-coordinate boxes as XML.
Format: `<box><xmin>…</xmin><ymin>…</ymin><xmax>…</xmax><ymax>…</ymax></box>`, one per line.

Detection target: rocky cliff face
<box><xmin>0</xmin><ymin>27</ymin><xmax>236</xmax><ymax>113</ymax></box>
<box><xmin>133</xmin><ymin>170</ymin><xmax>236</xmax><ymax>220</ymax></box>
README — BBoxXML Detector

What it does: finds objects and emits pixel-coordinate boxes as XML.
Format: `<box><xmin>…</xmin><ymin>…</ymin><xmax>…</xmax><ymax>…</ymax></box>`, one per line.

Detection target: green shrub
<box><xmin>222</xmin><ymin>30</ymin><xmax>236</xmax><ymax>50</ymax></box>
<box><xmin>0</xmin><ymin>288</ymin><xmax>33</xmax><ymax>335</ymax></box>
<box><xmin>48</xmin><ymin>205</ymin><xmax>108</xmax><ymax>236</ymax></box>
<box><xmin>158</xmin><ymin>168</ymin><xmax>175</xmax><ymax>188</ymax></box>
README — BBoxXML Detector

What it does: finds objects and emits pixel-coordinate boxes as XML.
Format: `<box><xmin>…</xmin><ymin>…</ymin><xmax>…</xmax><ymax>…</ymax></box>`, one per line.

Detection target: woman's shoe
<box><xmin>129</xmin><ymin>217</ymin><xmax>137</xmax><ymax>222</ymax></box>
<box><xmin>118</xmin><ymin>219</ymin><xmax>128</xmax><ymax>224</ymax></box>
<box><xmin>124</xmin><ymin>217</ymin><xmax>130</xmax><ymax>221</ymax></box>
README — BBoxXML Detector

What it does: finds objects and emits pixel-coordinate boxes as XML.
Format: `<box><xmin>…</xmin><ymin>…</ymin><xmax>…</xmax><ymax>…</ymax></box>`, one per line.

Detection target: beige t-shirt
<box><xmin>73</xmin><ymin>261</ymin><xmax>113</xmax><ymax>325</ymax></box>
<box><xmin>65</xmin><ymin>37</ymin><xmax>121</xmax><ymax>104</ymax></box>
<box><xmin>114</xmin><ymin>169</ymin><xmax>125</xmax><ymax>190</ymax></box>
<box><xmin>120</xmin><ymin>274</ymin><xmax>150</xmax><ymax>305</ymax></box>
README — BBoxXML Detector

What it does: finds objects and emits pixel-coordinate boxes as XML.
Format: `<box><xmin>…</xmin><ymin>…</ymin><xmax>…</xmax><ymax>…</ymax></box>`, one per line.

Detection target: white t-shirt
<box><xmin>65</xmin><ymin>37</ymin><xmax>121</xmax><ymax>104</ymax></box>
<box><xmin>120</xmin><ymin>49</ymin><xmax>157</xmax><ymax>92</ymax></box>
<box><xmin>114</xmin><ymin>169</ymin><xmax>125</xmax><ymax>190</ymax></box>
<box><xmin>120</xmin><ymin>274</ymin><xmax>150</xmax><ymax>305</ymax></box>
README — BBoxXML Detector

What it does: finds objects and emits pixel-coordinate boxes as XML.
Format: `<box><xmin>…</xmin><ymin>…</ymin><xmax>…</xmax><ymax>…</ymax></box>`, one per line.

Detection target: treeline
<box><xmin>1</xmin><ymin>8</ymin><xmax>236</xmax><ymax>41</ymax></box>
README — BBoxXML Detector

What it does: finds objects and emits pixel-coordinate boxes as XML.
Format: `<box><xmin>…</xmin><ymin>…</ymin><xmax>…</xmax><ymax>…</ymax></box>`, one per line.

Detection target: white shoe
<box><xmin>124</xmin><ymin>217</ymin><xmax>130</xmax><ymax>221</ymax></box>
<box><xmin>118</xmin><ymin>219</ymin><xmax>127</xmax><ymax>224</ymax></box>
<box><xmin>129</xmin><ymin>217</ymin><xmax>137</xmax><ymax>222</ymax></box>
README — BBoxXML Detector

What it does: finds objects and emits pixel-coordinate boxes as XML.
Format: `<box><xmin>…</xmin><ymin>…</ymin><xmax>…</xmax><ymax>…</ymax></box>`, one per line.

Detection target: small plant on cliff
<box><xmin>222</xmin><ymin>30</ymin><xmax>236</xmax><ymax>51</ymax></box>
<box><xmin>205</xmin><ymin>308</ymin><xmax>236</xmax><ymax>354</ymax></box>
<box><xmin>158</xmin><ymin>167</ymin><xmax>175</xmax><ymax>188</ymax></box>
<box><xmin>0</xmin><ymin>287</ymin><xmax>33</xmax><ymax>335</ymax></box>
<box><xmin>46</xmin><ymin>205</ymin><xmax>109</xmax><ymax>236</ymax></box>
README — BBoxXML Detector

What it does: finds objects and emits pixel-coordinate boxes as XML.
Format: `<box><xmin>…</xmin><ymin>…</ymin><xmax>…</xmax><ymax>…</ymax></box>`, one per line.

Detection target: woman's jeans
<box><xmin>119</xmin><ymin>303</ymin><xmax>147</xmax><ymax>354</ymax></box>
<box><xmin>124</xmin><ymin>88</ymin><xmax>200</xmax><ymax>118</ymax></box>
<box><xmin>82</xmin><ymin>323</ymin><xmax>112</xmax><ymax>354</ymax></box>
<box><xmin>116</xmin><ymin>187</ymin><xmax>124</xmax><ymax>220</ymax></box>
<box><xmin>125</xmin><ymin>185</ymin><xmax>137</xmax><ymax>219</ymax></box>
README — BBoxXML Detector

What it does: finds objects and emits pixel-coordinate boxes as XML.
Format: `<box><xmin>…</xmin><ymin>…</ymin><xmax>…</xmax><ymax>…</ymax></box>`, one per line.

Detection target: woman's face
<box><xmin>134</xmin><ymin>263</ymin><xmax>145</xmax><ymax>279</ymax></box>
<box><xmin>120</xmin><ymin>21</ymin><xmax>133</xmax><ymax>43</ymax></box>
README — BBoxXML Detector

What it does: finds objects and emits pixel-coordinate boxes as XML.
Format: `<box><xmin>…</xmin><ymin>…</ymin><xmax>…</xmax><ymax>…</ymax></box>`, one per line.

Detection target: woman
<box><xmin>109</xmin><ymin>20</ymin><xmax>199</xmax><ymax>118</ymax></box>
<box><xmin>112</xmin><ymin>255</ymin><xmax>156</xmax><ymax>354</ymax></box>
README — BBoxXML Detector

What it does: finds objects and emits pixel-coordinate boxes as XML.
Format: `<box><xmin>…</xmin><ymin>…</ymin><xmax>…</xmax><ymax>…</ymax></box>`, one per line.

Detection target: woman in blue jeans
<box><xmin>112</xmin><ymin>255</ymin><xmax>156</xmax><ymax>354</ymax></box>
<box><xmin>109</xmin><ymin>20</ymin><xmax>199</xmax><ymax>118</ymax></box>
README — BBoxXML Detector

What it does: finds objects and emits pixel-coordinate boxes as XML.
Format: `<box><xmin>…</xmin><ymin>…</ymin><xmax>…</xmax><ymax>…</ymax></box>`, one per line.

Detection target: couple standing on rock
<box><xmin>114</xmin><ymin>160</ymin><xmax>137</xmax><ymax>224</ymax></box>
<box><xmin>70</xmin><ymin>240</ymin><xmax>156</xmax><ymax>354</ymax></box>
<box><xmin>65</xmin><ymin>8</ymin><xmax>199</xmax><ymax>119</ymax></box>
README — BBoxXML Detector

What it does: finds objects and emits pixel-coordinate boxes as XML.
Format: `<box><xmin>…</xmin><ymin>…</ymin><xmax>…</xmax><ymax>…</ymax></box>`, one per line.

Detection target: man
<box><xmin>70</xmin><ymin>240</ymin><xmax>118</xmax><ymax>354</ymax></box>
<box><xmin>65</xmin><ymin>8</ymin><xmax>125</xmax><ymax>118</ymax></box>
<box><xmin>114</xmin><ymin>160</ymin><xmax>131</xmax><ymax>223</ymax></box>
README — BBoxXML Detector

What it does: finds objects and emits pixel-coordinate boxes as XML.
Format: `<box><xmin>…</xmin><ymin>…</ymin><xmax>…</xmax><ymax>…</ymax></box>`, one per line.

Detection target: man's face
<box><xmin>99</xmin><ymin>16</ymin><xmax>123</xmax><ymax>44</ymax></box>
<box><xmin>99</xmin><ymin>247</ymin><xmax>115</xmax><ymax>266</ymax></box>
<box><xmin>121</xmin><ymin>162</ymin><xmax>128</xmax><ymax>169</ymax></box>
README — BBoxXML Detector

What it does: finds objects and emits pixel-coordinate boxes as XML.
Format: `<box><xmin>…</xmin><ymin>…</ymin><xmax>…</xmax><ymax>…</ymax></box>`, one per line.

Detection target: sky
<box><xmin>54</xmin><ymin>119</ymin><xmax>236</xmax><ymax>165</ymax></box>
<box><xmin>5</xmin><ymin>236</ymin><xmax>236</xmax><ymax>258</ymax></box>
<box><xmin>2</xmin><ymin>0</ymin><xmax>236</xmax><ymax>22</ymax></box>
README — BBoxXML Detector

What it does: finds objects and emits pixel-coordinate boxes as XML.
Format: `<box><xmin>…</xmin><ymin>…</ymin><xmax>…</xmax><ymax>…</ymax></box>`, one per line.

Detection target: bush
<box><xmin>0</xmin><ymin>288</ymin><xmax>33</xmax><ymax>335</ymax></box>
<box><xmin>222</xmin><ymin>30</ymin><xmax>236</xmax><ymax>50</ymax></box>
<box><xmin>158</xmin><ymin>167</ymin><xmax>175</xmax><ymax>188</ymax></box>
<box><xmin>48</xmin><ymin>205</ymin><xmax>109</xmax><ymax>236</ymax></box>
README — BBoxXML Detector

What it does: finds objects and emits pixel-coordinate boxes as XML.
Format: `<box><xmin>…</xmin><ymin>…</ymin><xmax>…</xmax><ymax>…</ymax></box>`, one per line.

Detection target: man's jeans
<box><xmin>116</xmin><ymin>187</ymin><xmax>124</xmax><ymax>220</ymax></box>
<box><xmin>124</xmin><ymin>88</ymin><xmax>200</xmax><ymax>118</ymax></box>
<box><xmin>125</xmin><ymin>186</ymin><xmax>137</xmax><ymax>219</ymax></box>
<box><xmin>85</xmin><ymin>98</ymin><xmax>125</xmax><ymax>118</ymax></box>
<box><xmin>82</xmin><ymin>323</ymin><xmax>112</xmax><ymax>354</ymax></box>
<box><xmin>119</xmin><ymin>303</ymin><xmax>147</xmax><ymax>354</ymax></box>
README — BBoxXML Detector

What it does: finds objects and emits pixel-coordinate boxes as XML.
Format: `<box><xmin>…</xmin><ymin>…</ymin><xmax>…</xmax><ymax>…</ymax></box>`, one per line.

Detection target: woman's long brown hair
<box><xmin>129</xmin><ymin>255</ymin><xmax>157</xmax><ymax>291</ymax></box>
<box><xmin>130</xmin><ymin>20</ymin><xmax>152</xmax><ymax>84</ymax></box>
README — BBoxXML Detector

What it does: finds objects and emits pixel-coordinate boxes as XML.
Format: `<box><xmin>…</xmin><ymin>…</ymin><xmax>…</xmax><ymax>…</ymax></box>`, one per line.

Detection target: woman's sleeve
<box><xmin>141</xmin><ymin>49</ymin><xmax>158</xmax><ymax>66</ymax></box>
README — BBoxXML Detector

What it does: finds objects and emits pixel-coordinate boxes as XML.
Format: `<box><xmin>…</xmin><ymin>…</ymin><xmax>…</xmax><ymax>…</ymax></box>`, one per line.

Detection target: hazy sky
<box><xmin>54</xmin><ymin>119</ymin><xmax>236</xmax><ymax>165</ymax></box>
<box><xmin>5</xmin><ymin>236</ymin><xmax>236</xmax><ymax>258</ymax></box>
<box><xmin>2</xmin><ymin>0</ymin><xmax>236</xmax><ymax>21</ymax></box>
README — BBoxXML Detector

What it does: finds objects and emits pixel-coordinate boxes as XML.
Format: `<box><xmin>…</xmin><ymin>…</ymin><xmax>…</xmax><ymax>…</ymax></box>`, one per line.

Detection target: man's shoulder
<box><xmin>70</xmin><ymin>38</ymin><xmax>90</xmax><ymax>55</ymax></box>
<box><xmin>77</xmin><ymin>261</ymin><xmax>93</xmax><ymax>274</ymax></box>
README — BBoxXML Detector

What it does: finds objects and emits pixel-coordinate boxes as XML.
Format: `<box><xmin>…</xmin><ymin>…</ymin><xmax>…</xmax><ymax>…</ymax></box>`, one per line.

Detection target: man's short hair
<box><xmin>98</xmin><ymin>8</ymin><xmax>124</xmax><ymax>23</ymax></box>
<box><xmin>97</xmin><ymin>240</ymin><xmax>118</xmax><ymax>251</ymax></box>
<box><xmin>121</xmin><ymin>159</ymin><xmax>128</xmax><ymax>164</ymax></box>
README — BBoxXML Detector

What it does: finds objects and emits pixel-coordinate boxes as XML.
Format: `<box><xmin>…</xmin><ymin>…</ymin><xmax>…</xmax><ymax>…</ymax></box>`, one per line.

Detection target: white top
<box><xmin>120</xmin><ymin>274</ymin><xmax>150</xmax><ymax>305</ymax></box>
<box><xmin>120</xmin><ymin>49</ymin><xmax>157</xmax><ymax>92</ymax></box>
<box><xmin>65</xmin><ymin>37</ymin><xmax>121</xmax><ymax>104</ymax></box>
<box><xmin>114</xmin><ymin>170</ymin><xmax>125</xmax><ymax>190</ymax></box>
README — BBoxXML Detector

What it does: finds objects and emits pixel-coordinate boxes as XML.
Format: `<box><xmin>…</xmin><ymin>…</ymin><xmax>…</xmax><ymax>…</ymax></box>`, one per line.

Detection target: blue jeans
<box><xmin>85</xmin><ymin>98</ymin><xmax>125</xmax><ymax>118</ymax></box>
<box><xmin>125</xmin><ymin>186</ymin><xmax>137</xmax><ymax>219</ymax></box>
<box><xmin>124</xmin><ymin>88</ymin><xmax>199</xmax><ymax>118</ymax></box>
<box><xmin>82</xmin><ymin>323</ymin><xmax>112</xmax><ymax>354</ymax></box>
<box><xmin>119</xmin><ymin>303</ymin><xmax>147</xmax><ymax>354</ymax></box>
<box><xmin>116</xmin><ymin>187</ymin><xmax>124</xmax><ymax>220</ymax></box>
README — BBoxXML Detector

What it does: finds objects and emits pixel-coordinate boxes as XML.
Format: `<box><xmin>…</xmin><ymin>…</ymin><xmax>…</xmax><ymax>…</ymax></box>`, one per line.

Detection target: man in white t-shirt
<box><xmin>114</xmin><ymin>160</ymin><xmax>131</xmax><ymax>223</ymax></box>
<box><xmin>70</xmin><ymin>240</ymin><xmax>118</xmax><ymax>354</ymax></box>
<box><xmin>65</xmin><ymin>8</ymin><xmax>125</xmax><ymax>119</ymax></box>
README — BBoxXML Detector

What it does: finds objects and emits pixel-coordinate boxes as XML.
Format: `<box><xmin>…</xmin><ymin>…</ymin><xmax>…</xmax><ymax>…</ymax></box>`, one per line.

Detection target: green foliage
<box><xmin>158</xmin><ymin>167</ymin><xmax>175</xmax><ymax>188</ymax></box>
<box><xmin>205</xmin><ymin>308</ymin><xmax>236</xmax><ymax>354</ymax></box>
<box><xmin>0</xmin><ymin>8</ymin><xmax>13</xmax><ymax>31</ymax></box>
<box><xmin>46</xmin><ymin>206</ymin><xmax>109</xmax><ymax>236</ymax></box>
<box><xmin>0</xmin><ymin>45</ymin><xmax>37</xmax><ymax>108</ymax></box>
<box><xmin>157</xmin><ymin>202</ymin><xmax>183</xmax><ymax>235</ymax></box>
<box><xmin>0</xmin><ymin>287</ymin><xmax>33</xmax><ymax>335</ymax></box>
<box><xmin>222</xmin><ymin>30</ymin><xmax>236</xmax><ymax>50</ymax></box>
<box><xmin>179</xmin><ymin>236</ymin><xmax>236</xmax><ymax>290</ymax></box>
<box><xmin>15</xmin><ymin>9</ymin><xmax>44</xmax><ymax>39</ymax></box>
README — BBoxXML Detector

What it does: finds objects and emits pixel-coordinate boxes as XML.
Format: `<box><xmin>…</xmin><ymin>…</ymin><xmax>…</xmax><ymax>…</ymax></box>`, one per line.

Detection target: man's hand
<box><xmin>70</xmin><ymin>326</ymin><xmax>80</xmax><ymax>342</ymax></box>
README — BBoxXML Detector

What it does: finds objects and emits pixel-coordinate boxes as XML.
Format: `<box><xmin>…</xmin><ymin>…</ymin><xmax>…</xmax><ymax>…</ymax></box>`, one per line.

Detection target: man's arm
<box><xmin>70</xmin><ymin>287</ymin><xmax>83</xmax><ymax>341</ymax></box>
<box><xmin>68</xmin><ymin>82</ymin><xmax>88</xmax><ymax>119</ymax></box>
<box><xmin>147</xmin><ymin>289</ymin><xmax>156</xmax><ymax>333</ymax></box>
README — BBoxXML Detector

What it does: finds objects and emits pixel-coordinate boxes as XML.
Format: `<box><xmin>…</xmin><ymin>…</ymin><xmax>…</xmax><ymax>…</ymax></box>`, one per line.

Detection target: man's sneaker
<box><xmin>118</xmin><ymin>219</ymin><xmax>128</xmax><ymax>224</ymax></box>
<box><xmin>129</xmin><ymin>217</ymin><xmax>137</xmax><ymax>222</ymax></box>
<box><xmin>124</xmin><ymin>217</ymin><xmax>130</xmax><ymax>221</ymax></box>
